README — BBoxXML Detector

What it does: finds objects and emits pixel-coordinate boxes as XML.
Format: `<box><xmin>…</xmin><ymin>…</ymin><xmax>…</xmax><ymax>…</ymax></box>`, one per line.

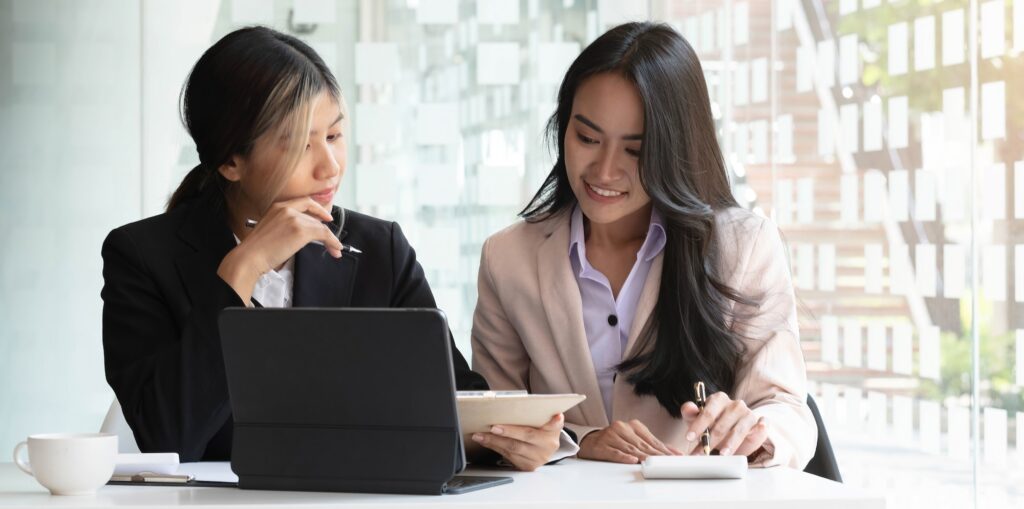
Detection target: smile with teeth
<box><xmin>587</xmin><ymin>183</ymin><xmax>625</xmax><ymax>197</ymax></box>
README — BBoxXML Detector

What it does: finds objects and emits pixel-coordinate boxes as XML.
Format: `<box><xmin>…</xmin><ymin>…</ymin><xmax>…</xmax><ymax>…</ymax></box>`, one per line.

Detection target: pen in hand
<box><xmin>694</xmin><ymin>381</ymin><xmax>712</xmax><ymax>456</ymax></box>
<box><xmin>243</xmin><ymin>218</ymin><xmax>363</xmax><ymax>254</ymax></box>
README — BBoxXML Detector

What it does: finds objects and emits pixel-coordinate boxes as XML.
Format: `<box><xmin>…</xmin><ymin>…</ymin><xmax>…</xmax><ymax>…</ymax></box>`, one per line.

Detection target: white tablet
<box><xmin>641</xmin><ymin>455</ymin><xmax>747</xmax><ymax>479</ymax></box>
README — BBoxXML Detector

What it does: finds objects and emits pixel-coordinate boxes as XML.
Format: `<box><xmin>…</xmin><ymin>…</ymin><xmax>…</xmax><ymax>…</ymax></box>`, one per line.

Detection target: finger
<box><xmin>595</xmin><ymin>445</ymin><xmax>640</xmax><ymax>464</ymax></box>
<box><xmin>629</xmin><ymin>420</ymin><xmax>673</xmax><ymax>456</ymax></box>
<box><xmin>472</xmin><ymin>432</ymin><xmax>535</xmax><ymax>461</ymax></box>
<box><xmin>733</xmin><ymin>418</ymin><xmax>770</xmax><ymax>457</ymax></box>
<box><xmin>281</xmin><ymin>196</ymin><xmax>334</xmax><ymax>222</ymax></box>
<box><xmin>539</xmin><ymin>413</ymin><xmax>565</xmax><ymax>432</ymax></box>
<box><xmin>681</xmin><ymin>401</ymin><xmax>701</xmax><ymax>420</ymax></box>
<box><xmin>715</xmin><ymin>412</ymin><xmax>760</xmax><ymax>456</ymax></box>
<box><xmin>606</xmin><ymin>429</ymin><xmax>650</xmax><ymax>462</ymax></box>
<box><xmin>705</xmin><ymin>402</ymin><xmax>748</xmax><ymax>451</ymax></box>
<box><xmin>667</xmin><ymin>445</ymin><xmax>685</xmax><ymax>455</ymax></box>
<box><xmin>685</xmin><ymin>392</ymin><xmax>729</xmax><ymax>444</ymax></box>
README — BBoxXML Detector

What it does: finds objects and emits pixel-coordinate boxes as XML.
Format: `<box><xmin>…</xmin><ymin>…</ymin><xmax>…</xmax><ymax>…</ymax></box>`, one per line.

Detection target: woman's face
<box><xmin>564</xmin><ymin>72</ymin><xmax>650</xmax><ymax>226</ymax></box>
<box><xmin>226</xmin><ymin>90</ymin><xmax>347</xmax><ymax>211</ymax></box>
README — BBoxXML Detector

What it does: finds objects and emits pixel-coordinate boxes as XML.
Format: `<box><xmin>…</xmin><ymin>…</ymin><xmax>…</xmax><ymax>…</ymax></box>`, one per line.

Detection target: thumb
<box><xmin>540</xmin><ymin>413</ymin><xmax>564</xmax><ymax>431</ymax></box>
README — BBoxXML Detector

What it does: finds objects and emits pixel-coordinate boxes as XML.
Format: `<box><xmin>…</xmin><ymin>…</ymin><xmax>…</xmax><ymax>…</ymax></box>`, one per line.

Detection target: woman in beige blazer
<box><xmin>470</xmin><ymin>22</ymin><xmax>817</xmax><ymax>469</ymax></box>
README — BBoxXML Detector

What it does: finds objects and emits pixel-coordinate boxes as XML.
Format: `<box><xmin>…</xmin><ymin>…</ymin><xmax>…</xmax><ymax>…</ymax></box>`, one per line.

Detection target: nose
<box><xmin>313</xmin><ymin>141</ymin><xmax>342</xmax><ymax>181</ymax></box>
<box><xmin>592</xmin><ymin>144</ymin><xmax>619</xmax><ymax>181</ymax></box>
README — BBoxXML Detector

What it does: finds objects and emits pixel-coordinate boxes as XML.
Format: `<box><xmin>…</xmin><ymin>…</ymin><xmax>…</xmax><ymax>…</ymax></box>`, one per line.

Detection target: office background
<box><xmin>0</xmin><ymin>0</ymin><xmax>1021</xmax><ymax>506</ymax></box>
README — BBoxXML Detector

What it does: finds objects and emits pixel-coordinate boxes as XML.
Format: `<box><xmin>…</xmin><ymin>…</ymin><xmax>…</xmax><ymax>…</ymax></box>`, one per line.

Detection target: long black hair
<box><xmin>520</xmin><ymin>22</ymin><xmax>757</xmax><ymax>417</ymax></box>
<box><xmin>168</xmin><ymin>26</ymin><xmax>340</xmax><ymax>211</ymax></box>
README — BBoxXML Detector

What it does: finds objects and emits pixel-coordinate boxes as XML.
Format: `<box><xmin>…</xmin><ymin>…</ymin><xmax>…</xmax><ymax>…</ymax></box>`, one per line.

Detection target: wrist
<box><xmin>217</xmin><ymin>248</ymin><xmax>261</xmax><ymax>303</ymax></box>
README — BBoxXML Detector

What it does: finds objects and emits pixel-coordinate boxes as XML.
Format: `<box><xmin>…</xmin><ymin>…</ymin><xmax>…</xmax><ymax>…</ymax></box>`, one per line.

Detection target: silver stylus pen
<box><xmin>244</xmin><ymin>218</ymin><xmax>363</xmax><ymax>254</ymax></box>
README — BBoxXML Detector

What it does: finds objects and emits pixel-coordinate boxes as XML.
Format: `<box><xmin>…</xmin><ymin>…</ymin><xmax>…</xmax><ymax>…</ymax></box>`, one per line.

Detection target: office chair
<box><xmin>803</xmin><ymin>394</ymin><xmax>842</xmax><ymax>482</ymax></box>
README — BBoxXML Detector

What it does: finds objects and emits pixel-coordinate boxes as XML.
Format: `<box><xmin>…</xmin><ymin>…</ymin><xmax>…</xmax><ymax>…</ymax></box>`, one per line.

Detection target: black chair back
<box><xmin>803</xmin><ymin>394</ymin><xmax>842</xmax><ymax>482</ymax></box>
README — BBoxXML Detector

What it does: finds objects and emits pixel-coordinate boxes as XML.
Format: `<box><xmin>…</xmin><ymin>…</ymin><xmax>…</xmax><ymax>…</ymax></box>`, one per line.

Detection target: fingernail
<box><xmin>721</xmin><ymin>448</ymin><xmax>732</xmax><ymax>456</ymax></box>
<box><xmin>686</xmin><ymin>432</ymin><xmax>696</xmax><ymax>441</ymax></box>
<box><xmin>491</xmin><ymin>426</ymin><xmax>504</xmax><ymax>435</ymax></box>
<box><xmin>472</xmin><ymin>434</ymin><xmax>483</xmax><ymax>442</ymax></box>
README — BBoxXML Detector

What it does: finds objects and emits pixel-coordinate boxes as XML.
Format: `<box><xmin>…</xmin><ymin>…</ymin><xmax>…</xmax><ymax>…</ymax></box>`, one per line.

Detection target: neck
<box><xmin>584</xmin><ymin>203</ymin><xmax>653</xmax><ymax>249</ymax></box>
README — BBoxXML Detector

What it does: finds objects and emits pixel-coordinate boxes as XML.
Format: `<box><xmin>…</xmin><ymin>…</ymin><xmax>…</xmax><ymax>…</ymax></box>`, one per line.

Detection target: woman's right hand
<box><xmin>577</xmin><ymin>419</ymin><xmax>680</xmax><ymax>464</ymax></box>
<box><xmin>217</xmin><ymin>197</ymin><xmax>343</xmax><ymax>303</ymax></box>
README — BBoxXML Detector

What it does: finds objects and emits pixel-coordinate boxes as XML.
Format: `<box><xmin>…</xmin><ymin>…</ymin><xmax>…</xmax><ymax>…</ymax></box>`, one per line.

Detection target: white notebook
<box><xmin>455</xmin><ymin>391</ymin><xmax>585</xmax><ymax>434</ymax></box>
<box><xmin>641</xmin><ymin>455</ymin><xmax>747</xmax><ymax>479</ymax></box>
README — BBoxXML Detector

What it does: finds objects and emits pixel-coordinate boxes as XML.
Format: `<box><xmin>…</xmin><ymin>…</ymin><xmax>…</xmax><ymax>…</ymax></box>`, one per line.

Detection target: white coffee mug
<box><xmin>12</xmin><ymin>433</ymin><xmax>118</xmax><ymax>496</ymax></box>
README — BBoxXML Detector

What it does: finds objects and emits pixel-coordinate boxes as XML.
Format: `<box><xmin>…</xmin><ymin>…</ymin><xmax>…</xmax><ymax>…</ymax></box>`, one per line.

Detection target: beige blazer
<box><xmin>471</xmin><ymin>206</ymin><xmax>816</xmax><ymax>469</ymax></box>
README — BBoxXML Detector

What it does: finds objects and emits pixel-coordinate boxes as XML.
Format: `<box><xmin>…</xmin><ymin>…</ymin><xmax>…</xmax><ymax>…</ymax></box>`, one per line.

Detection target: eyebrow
<box><xmin>573</xmin><ymin>114</ymin><xmax>643</xmax><ymax>140</ymax></box>
<box><xmin>310</xmin><ymin>113</ymin><xmax>344</xmax><ymax>134</ymax></box>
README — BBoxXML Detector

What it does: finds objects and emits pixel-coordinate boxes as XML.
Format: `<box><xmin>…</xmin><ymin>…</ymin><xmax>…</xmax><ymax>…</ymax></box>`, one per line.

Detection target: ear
<box><xmin>217</xmin><ymin>156</ymin><xmax>244</xmax><ymax>182</ymax></box>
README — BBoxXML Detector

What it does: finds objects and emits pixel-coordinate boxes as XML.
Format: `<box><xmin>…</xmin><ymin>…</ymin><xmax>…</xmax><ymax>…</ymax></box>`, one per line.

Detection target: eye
<box><xmin>327</xmin><ymin>133</ymin><xmax>342</xmax><ymax>142</ymax></box>
<box><xmin>626</xmin><ymin>148</ymin><xmax>641</xmax><ymax>157</ymax></box>
<box><xmin>577</xmin><ymin>133</ymin><xmax>598</xmax><ymax>145</ymax></box>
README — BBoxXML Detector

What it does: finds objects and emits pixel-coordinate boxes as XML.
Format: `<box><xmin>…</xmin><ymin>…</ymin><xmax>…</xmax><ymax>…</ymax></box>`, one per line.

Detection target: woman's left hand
<box><xmin>680</xmin><ymin>392</ymin><xmax>769</xmax><ymax>457</ymax></box>
<box><xmin>471</xmin><ymin>413</ymin><xmax>564</xmax><ymax>471</ymax></box>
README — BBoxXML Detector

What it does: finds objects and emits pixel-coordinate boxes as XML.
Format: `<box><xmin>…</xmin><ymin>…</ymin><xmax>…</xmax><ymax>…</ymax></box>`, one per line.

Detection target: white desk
<box><xmin>0</xmin><ymin>459</ymin><xmax>884</xmax><ymax>508</ymax></box>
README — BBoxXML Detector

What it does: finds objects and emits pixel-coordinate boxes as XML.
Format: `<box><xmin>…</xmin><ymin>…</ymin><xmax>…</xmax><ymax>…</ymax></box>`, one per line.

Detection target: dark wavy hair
<box><xmin>520</xmin><ymin>22</ymin><xmax>757</xmax><ymax>417</ymax></box>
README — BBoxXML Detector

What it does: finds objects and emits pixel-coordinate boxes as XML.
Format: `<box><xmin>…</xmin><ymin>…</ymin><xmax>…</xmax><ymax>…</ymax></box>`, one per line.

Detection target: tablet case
<box><xmin>218</xmin><ymin>308</ymin><xmax>467</xmax><ymax>495</ymax></box>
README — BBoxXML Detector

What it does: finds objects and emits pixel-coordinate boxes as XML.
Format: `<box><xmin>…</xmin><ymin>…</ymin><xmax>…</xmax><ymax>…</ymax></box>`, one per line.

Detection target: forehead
<box><xmin>571</xmin><ymin>73</ymin><xmax>644</xmax><ymax>131</ymax></box>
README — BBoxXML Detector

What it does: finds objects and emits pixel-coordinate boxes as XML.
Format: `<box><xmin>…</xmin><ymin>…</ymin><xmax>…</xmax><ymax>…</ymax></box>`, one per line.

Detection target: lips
<box><xmin>311</xmin><ymin>187</ymin><xmax>335</xmax><ymax>204</ymax></box>
<box><xmin>584</xmin><ymin>182</ymin><xmax>627</xmax><ymax>203</ymax></box>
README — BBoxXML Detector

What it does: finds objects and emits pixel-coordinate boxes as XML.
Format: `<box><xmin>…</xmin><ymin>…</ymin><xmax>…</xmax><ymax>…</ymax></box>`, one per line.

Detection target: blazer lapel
<box><xmin>622</xmin><ymin>254</ymin><xmax>663</xmax><ymax>359</ymax></box>
<box><xmin>536</xmin><ymin>213</ymin><xmax>609</xmax><ymax>427</ymax></box>
<box><xmin>175</xmin><ymin>189</ymin><xmax>237</xmax><ymax>305</ymax></box>
<box><xmin>292</xmin><ymin>208</ymin><xmax>358</xmax><ymax>307</ymax></box>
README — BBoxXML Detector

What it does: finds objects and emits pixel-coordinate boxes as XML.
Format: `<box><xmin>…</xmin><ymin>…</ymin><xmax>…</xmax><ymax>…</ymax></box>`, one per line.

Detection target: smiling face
<box><xmin>564</xmin><ymin>72</ymin><xmax>650</xmax><ymax>227</ymax></box>
<box><xmin>220</xmin><ymin>90</ymin><xmax>347</xmax><ymax>214</ymax></box>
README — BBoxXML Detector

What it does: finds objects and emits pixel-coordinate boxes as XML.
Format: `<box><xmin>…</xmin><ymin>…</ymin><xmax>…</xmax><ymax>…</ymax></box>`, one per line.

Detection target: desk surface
<box><xmin>0</xmin><ymin>459</ymin><xmax>884</xmax><ymax>509</ymax></box>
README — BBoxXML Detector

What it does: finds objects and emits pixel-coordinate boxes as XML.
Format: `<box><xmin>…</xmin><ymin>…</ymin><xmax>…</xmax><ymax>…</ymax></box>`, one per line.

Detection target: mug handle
<box><xmin>12</xmin><ymin>441</ymin><xmax>33</xmax><ymax>477</ymax></box>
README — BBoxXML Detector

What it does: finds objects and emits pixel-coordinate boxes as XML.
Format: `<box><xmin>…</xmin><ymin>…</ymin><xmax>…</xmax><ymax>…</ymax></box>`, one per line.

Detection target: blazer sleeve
<box><xmin>728</xmin><ymin>218</ymin><xmax>817</xmax><ymax>469</ymax></box>
<box><xmin>470</xmin><ymin>236</ymin><xmax>532</xmax><ymax>391</ymax></box>
<box><xmin>101</xmin><ymin>227</ymin><xmax>244</xmax><ymax>461</ymax></box>
<box><xmin>387</xmin><ymin>221</ymin><xmax>488</xmax><ymax>391</ymax></box>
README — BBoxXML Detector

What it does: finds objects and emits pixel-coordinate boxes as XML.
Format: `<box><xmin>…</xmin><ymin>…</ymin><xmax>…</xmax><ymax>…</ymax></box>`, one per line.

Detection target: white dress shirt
<box><xmin>233</xmin><ymin>235</ymin><xmax>294</xmax><ymax>308</ymax></box>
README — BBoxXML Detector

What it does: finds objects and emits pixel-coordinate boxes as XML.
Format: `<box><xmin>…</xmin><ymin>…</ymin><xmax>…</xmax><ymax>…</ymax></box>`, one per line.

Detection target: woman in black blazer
<box><xmin>101</xmin><ymin>26</ymin><xmax>563</xmax><ymax>469</ymax></box>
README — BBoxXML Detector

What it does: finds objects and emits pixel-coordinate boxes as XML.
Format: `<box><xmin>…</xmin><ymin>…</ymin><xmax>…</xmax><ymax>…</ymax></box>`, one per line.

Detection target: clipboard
<box><xmin>107</xmin><ymin>473</ymin><xmax>238</xmax><ymax>488</ymax></box>
<box><xmin>456</xmin><ymin>391</ymin><xmax>586</xmax><ymax>434</ymax></box>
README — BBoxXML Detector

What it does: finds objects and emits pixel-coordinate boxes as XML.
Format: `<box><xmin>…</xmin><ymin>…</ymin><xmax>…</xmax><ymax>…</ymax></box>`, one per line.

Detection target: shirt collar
<box><xmin>568</xmin><ymin>204</ymin><xmax>667</xmax><ymax>274</ymax></box>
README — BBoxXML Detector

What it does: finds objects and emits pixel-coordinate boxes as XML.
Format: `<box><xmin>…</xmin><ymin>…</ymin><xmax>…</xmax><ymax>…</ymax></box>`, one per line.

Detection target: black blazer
<box><xmin>101</xmin><ymin>188</ymin><xmax>487</xmax><ymax>462</ymax></box>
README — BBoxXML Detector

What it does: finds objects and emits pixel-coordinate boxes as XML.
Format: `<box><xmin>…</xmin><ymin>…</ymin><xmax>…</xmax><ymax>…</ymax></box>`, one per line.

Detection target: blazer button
<box><xmin>608</xmin><ymin>314</ymin><xmax>618</xmax><ymax>326</ymax></box>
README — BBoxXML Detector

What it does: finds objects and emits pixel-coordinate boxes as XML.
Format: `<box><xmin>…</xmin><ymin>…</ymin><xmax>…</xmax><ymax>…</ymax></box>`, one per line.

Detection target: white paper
<box><xmin>888</xmin><ymin>96</ymin><xmax>909</xmax><ymax>149</ymax></box>
<box><xmin>797</xmin><ymin>45</ymin><xmax>814</xmax><ymax>93</ymax></box>
<box><xmin>354</xmin><ymin>164</ymin><xmax>396</xmax><ymax>207</ymax></box>
<box><xmin>841</xmin><ymin>174</ymin><xmax>859</xmax><ymax>223</ymax></box>
<box><xmin>888</xmin><ymin>169</ymin><xmax>909</xmax><ymax>221</ymax></box>
<box><xmin>982</xmin><ymin>81</ymin><xmax>1006</xmax><ymax>140</ymax></box>
<box><xmin>797</xmin><ymin>177</ymin><xmax>814</xmax><ymax>224</ymax></box>
<box><xmin>477</xmin><ymin>0</ymin><xmax>519</xmax><ymax>25</ymax></box>
<box><xmin>920</xmin><ymin>400</ymin><xmax>941</xmax><ymax>454</ymax></box>
<box><xmin>916</xmin><ymin>244</ymin><xmax>937</xmax><ymax>298</ymax></box>
<box><xmin>734</xmin><ymin>61</ymin><xmax>749</xmax><ymax>106</ymax></box>
<box><xmin>776</xmin><ymin>0</ymin><xmax>794</xmax><ymax>31</ymax></box>
<box><xmin>796</xmin><ymin>243</ymin><xmax>815</xmax><ymax>290</ymax></box>
<box><xmin>868</xmin><ymin>391</ymin><xmax>887</xmax><ymax>434</ymax></box>
<box><xmin>942</xmin><ymin>9</ymin><xmax>965</xmax><ymax>66</ymax></box>
<box><xmin>888</xmin><ymin>22</ymin><xmax>908</xmax><ymax>76</ymax></box>
<box><xmin>777</xmin><ymin>115</ymin><xmax>795</xmax><ymax>162</ymax></box>
<box><xmin>893</xmin><ymin>395</ymin><xmax>913</xmax><ymax>442</ymax></box>
<box><xmin>415</xmin><ymin>164</ymin><xmax>460</xmax><ymax>207</ymax></box>
<box><xmin>981</xmin><ymin>0</ymin><xmax>1006</xmax><ymax>59</ymax></box>
<box><xmin>914</xmin><ymin>16</ymin><xmax>936</xmax><ymax>71</ymax></box>
<box><xmin>821</xmin><ymin>315</ymin><xmax>839</xmax><ymax>364</ymax></box>
<box><xmin>293</xmin><ymin>0</ymin><xmax>336</xmax><ymax>24</ymax></box>
<box><xmin>984</xmin><ymin>163</ymin><xmax>1006</xmax><ymax>220</ymax></box>
<box><xmin>864</xmin><ymin>171</ymin><xmax>886</xmax><ymax>222</ymax></box>
<box><xmin>817</xmin><ymin>40</ymin><xmax>836</xmax><ymax>89</ymax></box>
<box><xmin>890</xmin><ymin>243</ymin><xmax>910</xmax><ymax>295</ymax></box>
<box><xmin>841</xmin><ymin>103</ymin><xmax>859</xmax><ymax>154</ymax></box>
<box><xmin>867</xmin><ymin>322</ymin><xmax>887</xmax><ymax>370</ymax></box>
<box><xmin>846</xmin><ymin>387</ymin><xmax>864</xmax><ymax>431</ymax></box>
<box><xmin>843</xmin><ymin>321</ymin><xmax>863</xmax><ymax>368</ymax></box>
<box><xmin>983</xmin><ymin>245</ymin><xmax>1007</xmax><ymax>302</ymax></box>
<box><xmin>177</xmin><ymin>462</ymin><xmax>238</xmax><ymax>483</ymax></box>
<box><xmin>947</xmin><ymin>404</ymin><xmax>970</xmax><ymax>460</ymax></box>
<box><xmin>863</xmin><ymin>99</ymin><xmax>882</xmax><ymax>152</ymax></box>
<box><xmin>538</xmin><ymin>42</ymin><xmax>580</xmax><ymax>84</ymax></box>
<box><xmin>415</xmin><ymin>103</ymin><xmax>460</xmax><ymax>145</ymax></box>
<box><xmin>1016</xmin><ymin>0</ymin><xmax>1024</xmax><ymax>52</ymax></box>
<box><xmin>865</xmin><ymin>244</ymin><xmax>884</xmax><ymax>294</ymax></box>
<box><xmin>1015</xmin><ymin>162</ymin><xmax>1024</xmax><ymax>219</ymax></box>
<box><xmin>1017</xmin><ymin>247</ymin><xmax>1024</xmax><ymax>303</ymax></box>
<box><xmin>819</xmin><ymin>244</ymin><xmax>837</xmax><ymax>292</ymax></box>
<box><xmin>733</xmin><ymin>2</ymin><xmax>749</xmax><ymax>46</ymax></box>
<box><xmin>983</xmin><ymin>407</ymin><xmax>1008</xmax><ymax>465</ymax></box>
<box><xmin>919</xmin><ymin>325</ymin><xmax>941</xmax><ymax>381</ymax></box>
<box><xmin>355</xmin><ymin>43</ymin><xmax>400</xmax><ymax>84</ymax></box>
<box><xmin>839</xmin><ymin>34</ymin><xmax>859</xmax><ymax>85</ymax></box>
<box><xmin>418</xmin><ymin>0</ymin><xmax>458</xmax><ymax>24</ymax></box>
<box><xmin>943</xmin><ymin>244</ymin><xmax>966</xmax><ymax>299</ymax></box>
<box><xmin>751</xmin><ymin>58</ymin><xmax>768</xmax><ymax>103</ymax></box>
<box><xmin>818</xmin><ymin>108</ymin><xmax>835</xmax><ymax>157</ymax></box>
<box><xmin>915</xmin><ymin>169</ymin><xmax>938</xmax><ymax>221</ymax></box>
<box><xmin>231</xmin><ymin>0</ymin><xmax>273</xmax><ymax>24</ymax></box>
<box><xmin>1017</xmin><ymin>330</ymin><xmax>1024</xmax><ymax>386</ymax></box>
<box><xmin>892</xmin><ymin>323</ymin><xmax>913</xmax><ymax>375</ymax></box>
<box><xmin>354</xmin><ymin>103</ymin><xmax>398</xmax><ymax>146</ymax></box>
